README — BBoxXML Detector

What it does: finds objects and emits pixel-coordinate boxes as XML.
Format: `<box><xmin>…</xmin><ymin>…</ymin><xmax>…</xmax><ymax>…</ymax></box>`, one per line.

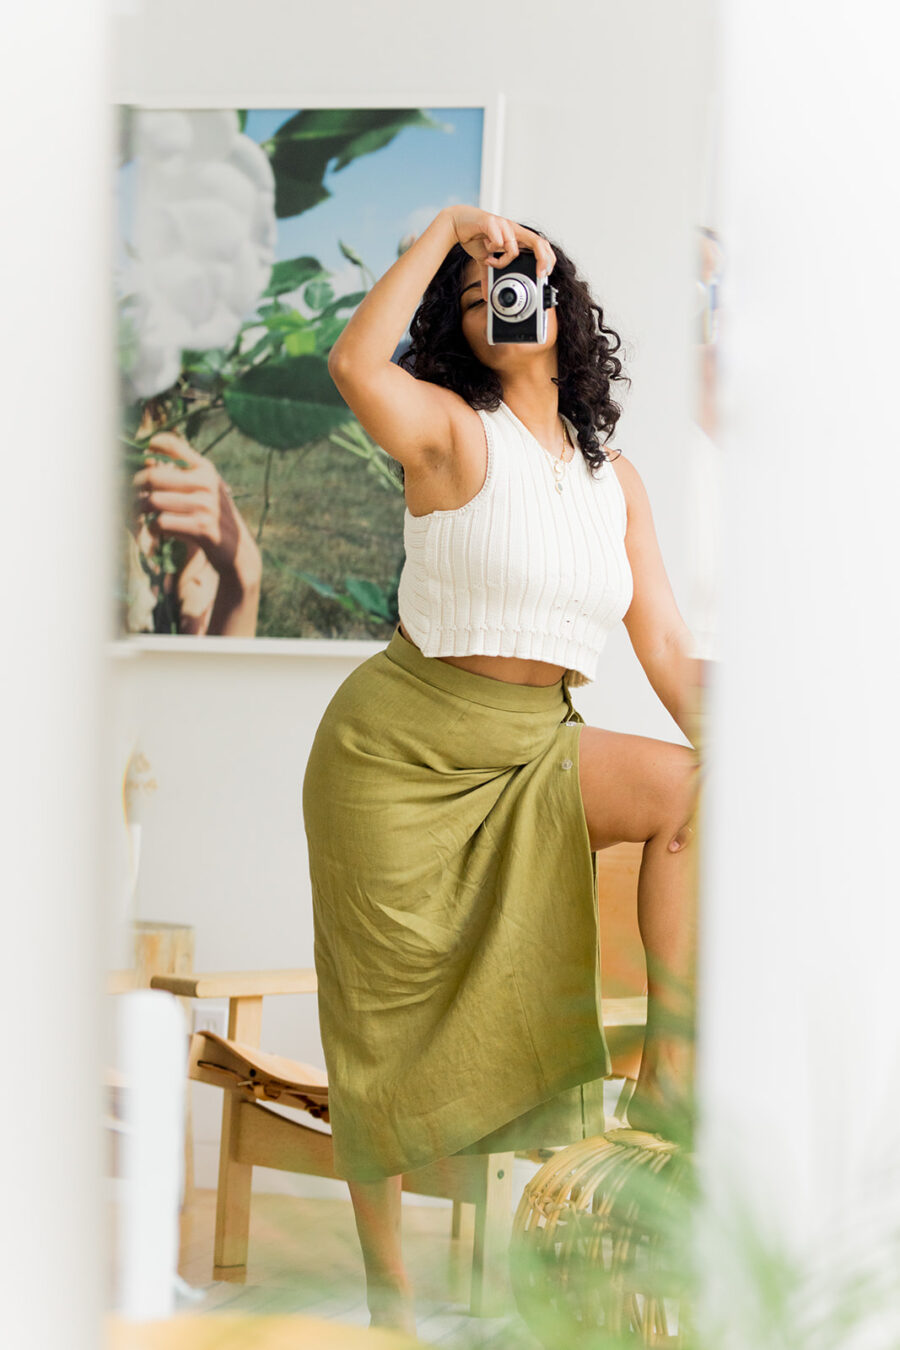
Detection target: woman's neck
<box><xmin>500</xmin><ymin>375</ymin><xmax>563</xmax><ymax>450</ymax></box>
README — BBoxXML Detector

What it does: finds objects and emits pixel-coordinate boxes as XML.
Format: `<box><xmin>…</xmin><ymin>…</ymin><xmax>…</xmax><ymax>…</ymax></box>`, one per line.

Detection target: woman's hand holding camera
<box><xmin>446</xmin><ymin>206</ymin><xmax>556</xmax><ymax>294</ymax></box>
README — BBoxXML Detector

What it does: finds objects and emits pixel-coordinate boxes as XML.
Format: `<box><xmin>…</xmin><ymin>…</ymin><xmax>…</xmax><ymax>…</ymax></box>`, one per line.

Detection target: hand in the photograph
<box><xmin>132</xmin><ymin>431</ymin><xmax>262</xmax><ymax>637</ymax></box>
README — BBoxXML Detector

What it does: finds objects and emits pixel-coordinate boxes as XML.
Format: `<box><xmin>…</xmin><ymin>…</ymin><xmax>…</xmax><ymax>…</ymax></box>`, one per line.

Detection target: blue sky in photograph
<box><xmin>115</xmin><ymin>106</ymin><xmax>483</xmax><ymax>316</ymax></box>
<box><xmin>243</xmin><ymin>107</ymin><xmax>483</xmax><ymax>283</ymax></box>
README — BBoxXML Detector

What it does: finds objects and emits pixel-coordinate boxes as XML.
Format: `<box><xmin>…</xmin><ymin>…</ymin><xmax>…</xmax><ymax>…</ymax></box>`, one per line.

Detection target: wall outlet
<box><xmin>192</xmin><ymin>1000</ymin><xmax>228</xmax><ymax>1038</ymax></box>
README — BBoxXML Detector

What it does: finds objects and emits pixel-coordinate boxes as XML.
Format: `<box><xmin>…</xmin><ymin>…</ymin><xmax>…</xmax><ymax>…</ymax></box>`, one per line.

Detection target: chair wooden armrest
<box><xmin>150</xmin><ymin>968</ymin><xmax>318</xmax><ymax>1000</ymax></box>
<box><xmin>150</xmin><ymin>970</ymin><xmax>316</xmax><ymax>1049</ymax></box>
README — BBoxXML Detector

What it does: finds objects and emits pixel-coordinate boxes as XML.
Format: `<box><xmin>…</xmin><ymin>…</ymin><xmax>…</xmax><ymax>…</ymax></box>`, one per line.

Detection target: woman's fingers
<box><xmin>515</xmin><ymin>225</ymin><xmax>555</xmax><ymax>278</ymax></box>
<box><xmin>134</xmin><ymin>432</ymin><xmax>217</xmax><ymax>497</ymax></box>
<box><xmin>137</xmin><ymin>490</ymin><xmax>206</xmax><ymax>515</ymax></box>
<box><xmin>667</xmin><ymin>822</ymin><xmax>696</xmax><ymax>853</ymax></box>
<box><xmin>492</xmin><ymin>222</ymin><xmax>555</xmax><ymax>278</ymax></box>
<box><xmin>134</xmin><ymin>465</ymin><xmax>207</xmax><ymax>492</ymax></box>
<box><xmin>482</xmin><ymin>231</ymin><xmax>513</xmax><ymax>264</ymax></box>
<box><xmin>145</xmin><ymin>430</ymin><xmax>203</xmax><ymax>464</ymax></box>
<box><xmin>479</xmin><ymin>260</ymin><xmax>490</xmax><ymax>302</ymax></box>
<box><xmin>145</xmin><ymin>512</ymin><xmax>204</xmax><ymax>538</ymax></box>
<box><xmin>498</xmin><ymin>226</ymin><xmax>519</xmax><ymax>261</ymax></box>
<box><xmin>454</xmin><ymin>206</ymin><xmax>554</xmax><ymax>275</ymax></box>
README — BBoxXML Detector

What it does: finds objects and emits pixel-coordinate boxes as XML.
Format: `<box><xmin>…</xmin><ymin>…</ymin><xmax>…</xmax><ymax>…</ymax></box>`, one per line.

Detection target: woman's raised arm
<box><xmin>326</xmin><ymin>206</ymin><xmax>545</xmax><ymax>469</ymax></box>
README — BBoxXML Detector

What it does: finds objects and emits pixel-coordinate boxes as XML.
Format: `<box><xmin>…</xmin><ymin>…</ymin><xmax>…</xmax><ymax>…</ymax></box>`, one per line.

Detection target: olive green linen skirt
<box><xmin>301</xmin><ymin>624</ymin><xmax>612</xmax><ymax>1182</ymax></box>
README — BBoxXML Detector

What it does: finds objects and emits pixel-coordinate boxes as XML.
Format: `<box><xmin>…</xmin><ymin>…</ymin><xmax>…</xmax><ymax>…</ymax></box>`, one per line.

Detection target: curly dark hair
<box><xmin>396</xmin><ymin>223</ymin><xmax>631</xmax><ymax>477</ymax></box>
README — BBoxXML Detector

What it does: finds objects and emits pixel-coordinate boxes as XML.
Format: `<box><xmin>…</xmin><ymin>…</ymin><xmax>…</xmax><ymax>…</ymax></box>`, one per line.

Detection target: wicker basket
<box><xmin>510</xmin><ymin>1128</ymin><xmax>695</xmax><ymax>1348</ymax></box>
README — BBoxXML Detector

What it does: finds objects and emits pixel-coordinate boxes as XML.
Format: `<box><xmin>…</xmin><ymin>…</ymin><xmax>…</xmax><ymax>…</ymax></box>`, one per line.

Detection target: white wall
<box><xmin>109</xmin><ymin>0</ymin><xmax>717</xmax><ymax>1196</ymax></box>
<box><xmin>698</xmin><ymin>3</ymin><xmax>900</xmax><ymax>1343</ymax></box>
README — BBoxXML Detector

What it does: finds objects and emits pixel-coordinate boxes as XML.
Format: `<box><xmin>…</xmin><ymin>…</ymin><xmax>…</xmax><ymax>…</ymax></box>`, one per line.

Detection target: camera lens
<box><xmin>489</xmin><ymin>273</ymin><xmax>536</xmax><ymax>322</ymax></box>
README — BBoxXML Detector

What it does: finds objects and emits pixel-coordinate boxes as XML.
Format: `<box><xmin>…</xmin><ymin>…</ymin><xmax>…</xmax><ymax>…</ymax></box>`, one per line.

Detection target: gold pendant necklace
<box><xmin>551</xmin><ymin>419</ymin><xmax>572</xmax><ymax>495</ymax></box>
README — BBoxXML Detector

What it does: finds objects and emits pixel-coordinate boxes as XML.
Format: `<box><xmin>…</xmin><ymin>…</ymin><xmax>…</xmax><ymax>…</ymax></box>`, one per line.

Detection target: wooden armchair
<box><xmin>151</xmin><ymin>841</ymin><xmax>648</xmax><ymax>1317</ymax></box>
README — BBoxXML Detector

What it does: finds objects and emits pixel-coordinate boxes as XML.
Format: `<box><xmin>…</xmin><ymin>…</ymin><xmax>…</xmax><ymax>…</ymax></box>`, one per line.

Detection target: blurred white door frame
<box><xmin>698</xmin><ymin>0</ymin><xmax>900</xmax><ymax>1338</ymax></box>
<box><xmin>0</xmin><ymin>3</ymin><xmax>114</xmax><ymax>1347</ymax></box>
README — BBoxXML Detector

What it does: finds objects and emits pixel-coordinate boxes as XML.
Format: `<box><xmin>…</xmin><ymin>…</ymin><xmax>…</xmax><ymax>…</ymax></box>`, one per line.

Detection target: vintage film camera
<box><xmin>486</xmin><ymin>247</ymin><xmax>559</xmax><ymax>345</ymax></box>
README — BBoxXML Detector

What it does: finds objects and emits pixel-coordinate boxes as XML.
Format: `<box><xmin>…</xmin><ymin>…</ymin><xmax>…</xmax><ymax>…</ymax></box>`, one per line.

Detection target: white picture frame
<box><xmin>113</xmin><ymin>93</ymin><xmax>505</xmax><ymax>659</ymax></box>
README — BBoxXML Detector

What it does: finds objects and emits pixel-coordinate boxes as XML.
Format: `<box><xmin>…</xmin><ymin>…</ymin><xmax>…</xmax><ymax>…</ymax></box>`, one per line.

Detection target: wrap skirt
<box><xmin>301</xmin><ymin>624</ymin><xmax>612</xmax><ymax>1182</ymax></box>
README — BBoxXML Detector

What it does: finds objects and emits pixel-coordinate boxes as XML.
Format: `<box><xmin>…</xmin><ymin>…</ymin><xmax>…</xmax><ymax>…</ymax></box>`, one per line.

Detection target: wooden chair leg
<box><xmin>212</xmin><ymin>1091</ymin><xmax>253</xmax><ymax>1280</ymax></box>
<box><xmin>469</xmin><ymin>1152</ymin><xmax>514</xmax><ymax>1317</ymax></box>
<box><xmin>211</xmin><ymin>995</ymin><xmax>263</xmax><ymax>1281</ymax></box>
<box><xmin>451</xmin><ymin>1199</ymin><xmax>476</xmax><ymax>1244</ymax></box>
<box><xmin>613</xmin><ymin>1077</ymin><xmax>636</xmax><ymax>1120</ymax></box>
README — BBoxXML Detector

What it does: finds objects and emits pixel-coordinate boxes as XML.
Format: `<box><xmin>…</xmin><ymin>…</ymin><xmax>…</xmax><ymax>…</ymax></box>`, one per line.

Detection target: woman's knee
<box><xmin>647</xmin><ymin>746</ymin><xmax>700</xmax><ymax>841</ymax></box>
<box><xmin>577</xmin><ymin>727</ymin><xmax>698</xmax><ymax>849</ymax></box>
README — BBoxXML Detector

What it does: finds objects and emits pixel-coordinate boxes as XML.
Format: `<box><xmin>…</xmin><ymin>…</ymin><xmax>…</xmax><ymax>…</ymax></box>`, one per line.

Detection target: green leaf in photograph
<box><xmin>240</xmin><ymin>330</ymin><xmax>283</xmax><ymax>364</ymax></box>
<box><xmin>303</xmin><ymin>278</ymin><xmax>334</xmax><ymax>311</ymax></box>
<box><xmin>265</xmin><ymin>108</ymin><xmax>446</xmax><ymax>220</ymax></box>
<box><xmin>182</xmin><ymin>347</ymin><xmax>230</xmax><ymax>373</ymax></box>
<box><xmin>261</xmin><ymin>310</ymin><xmax>313</xmax><ymax>334</ymax></box>
<box><xmin>326</xmin><ymin>108</ymin><xmax>447</xmax><ymax>172</ymax></box>
<box><xmin>313</xmin><ymin>315</ymin><xmax>351</xmax><ymax>357</ymax></box>
<box><xmin>284</xmin><ymin>329</ymin><xmax>318</xmax><ymax>357</ymax></box>
<box><xmin>264</xmin><ymin>256</ymin><xmax>325</xmax><ymax>298</ymax></box>
<box><xmin>289</xmin><ymin>569</ymin><xmax>341</xmax><ymax>600</ymax></box>
<box><xmin>338</xmin><ymin>239</ymin><xmax>365</xmax><ymax>267</ymax></box>
<box><xmin>223</xmin><ymin>354</ymin><xmax>349</xmax><ymax>449</ymax></box>
<box><xmin>319</xmin><ymin>290</ymin><xmax>367</xmax><ymax>319</ymax></box>
<box><xmin>344</xmin><ymin>577</ymin><xmax>393</xmax><ymax>620</ymax></box>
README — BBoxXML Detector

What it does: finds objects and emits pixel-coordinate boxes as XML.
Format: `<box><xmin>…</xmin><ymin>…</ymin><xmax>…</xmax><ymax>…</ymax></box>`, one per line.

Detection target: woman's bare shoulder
<box><xmin>604</xmin><ymin>448</ymin><xmax>644</xmax><ymax>515</ymax></box>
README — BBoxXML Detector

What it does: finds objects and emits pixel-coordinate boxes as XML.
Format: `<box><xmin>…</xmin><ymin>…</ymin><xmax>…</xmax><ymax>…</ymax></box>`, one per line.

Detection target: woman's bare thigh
<box><xmin>577</xmin><ymin>725</ymin><xmax>699</xmax><ymax>852</ymax></box>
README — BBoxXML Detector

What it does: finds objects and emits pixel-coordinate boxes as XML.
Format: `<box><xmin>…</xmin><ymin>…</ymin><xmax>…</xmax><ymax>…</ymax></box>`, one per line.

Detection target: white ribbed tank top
<box><xmin>397</xmin><ymin>400</ymin><xmax>633</xmax><ymax>687</ymax></box>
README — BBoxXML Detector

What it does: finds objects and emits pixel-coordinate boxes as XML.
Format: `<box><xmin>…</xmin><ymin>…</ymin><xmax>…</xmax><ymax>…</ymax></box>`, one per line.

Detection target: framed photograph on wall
<box><xmin>114</xmin><ymin>95</ymin><xmax>504</xmax><ymax>654</ymax></box>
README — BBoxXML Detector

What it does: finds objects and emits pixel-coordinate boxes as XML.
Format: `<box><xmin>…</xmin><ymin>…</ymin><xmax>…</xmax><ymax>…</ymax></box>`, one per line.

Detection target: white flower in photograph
<box><xmin>121</xmin><ymin>109</ymin><xmax>277</xmax><ymax>400</ymax></box>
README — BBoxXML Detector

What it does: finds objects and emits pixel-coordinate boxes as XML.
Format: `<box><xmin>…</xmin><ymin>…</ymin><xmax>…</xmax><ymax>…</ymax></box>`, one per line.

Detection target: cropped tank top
<box><xmin>396</xmin><ymin>400</ymin><xmax>634</xmax><ymax>688</ymax></box>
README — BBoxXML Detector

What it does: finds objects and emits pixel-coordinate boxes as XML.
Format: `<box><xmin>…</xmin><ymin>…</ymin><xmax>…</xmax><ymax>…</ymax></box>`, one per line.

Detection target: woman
<box><xmin>302</xmin><ymin>204</ymin><xmax>702</xmax><ymax>1331</ymax></box>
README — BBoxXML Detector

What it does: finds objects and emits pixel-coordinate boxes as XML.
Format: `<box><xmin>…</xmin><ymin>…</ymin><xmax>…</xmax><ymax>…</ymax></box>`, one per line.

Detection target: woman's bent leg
<box><xmin>347</xmin><ymin>1175</ymin><xmax>416</xmax><ymax>1333</ymax></box>
<box><xmin>626</xmin><ymin>827</ymin><xmax>698</xmax><ymax>1145</ymax></box>
<box><xmin>577</xmin><ymin>726</ymin><xmax>701</xmax><ymax>1146</ymax></box>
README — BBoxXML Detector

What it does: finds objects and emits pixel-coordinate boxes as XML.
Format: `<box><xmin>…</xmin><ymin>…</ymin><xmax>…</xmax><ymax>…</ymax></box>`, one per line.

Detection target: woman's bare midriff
<box><xmin>397</xmin><ymin>620</ymin><xmax>567</xmax><ymax>688</ymax></box>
